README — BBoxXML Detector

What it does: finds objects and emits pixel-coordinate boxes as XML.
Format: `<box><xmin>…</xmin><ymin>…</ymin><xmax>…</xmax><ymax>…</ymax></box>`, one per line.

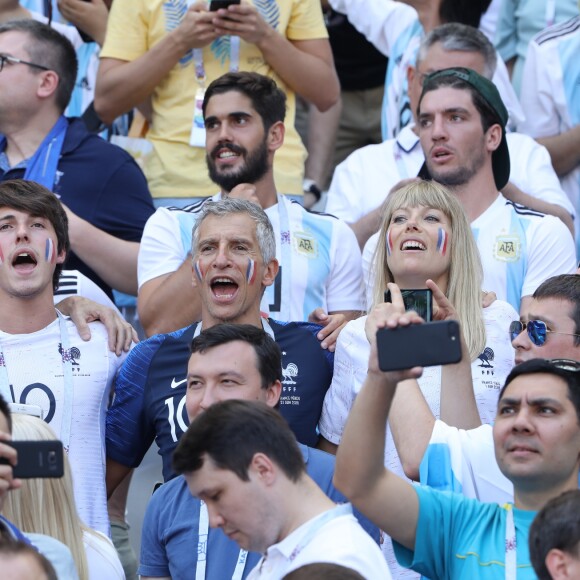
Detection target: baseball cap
<box><xmin>420</xmin><ymin>67</ymin><xmax>511</xmax><ymax>191</ymax></box>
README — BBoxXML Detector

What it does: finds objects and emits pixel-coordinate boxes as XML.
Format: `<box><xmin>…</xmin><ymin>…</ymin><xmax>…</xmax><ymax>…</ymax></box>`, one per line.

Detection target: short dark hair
<box><xmin>529</xmin><ymin>490</ymin><xmax>580</xmax><ymax>580</ymax></box>
<box><xmin>418</xmin><ymin>72</ymin><xmax>500</xmax><ymax>134</ymax></box>
<box><xmin>499</xmin><ymin>359</ymin><xmax>580</xmax><ymax>423</ymax></box>
<box><xmin>0</xmin><ymin>180</ymin><xmax>70</xmax><ymax>291</ymax></box>
<box><xmin>0</xmin><ymin>19</ymin><xmax>78</xmax><ymax>112</ymax></box>
<box><xmin>533</xmin><ymin>274</ymin><xmax>580</xmax><ymax>346</ymax></box>
<box><xmin>283</xmin><ymin>563</ymin><xmax>365</xmax><ymax>580</ymax></box>
<box><xmin>190</xmin><ymin>324</ymin><xmax>282</xmax><ymax>389</ymax></box>
<box><xmin>0</xmin><ymin>541</ymin><xmax>57</xmax><ymax>580</ymax></box>
<box><xmin>173</xmin><ymin>400</ymin><xmax>305</xmax><ymax>482</ymax></box>
<box><xmin>202</xmin><ymin>71</ymin><xmax>287</xmax><ymax>131</ymax></box>
<box><xmin>0</xmin><ymin>393</ymin><xmax>11</xmax><ymax>433</ymax></box>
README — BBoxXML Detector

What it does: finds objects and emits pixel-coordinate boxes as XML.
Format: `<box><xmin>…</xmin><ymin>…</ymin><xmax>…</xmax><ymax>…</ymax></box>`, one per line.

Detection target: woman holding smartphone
<box><xmin>318</xmin><ymin>180</ymin><xmax>518</xmax><ymax>576</ymax></box>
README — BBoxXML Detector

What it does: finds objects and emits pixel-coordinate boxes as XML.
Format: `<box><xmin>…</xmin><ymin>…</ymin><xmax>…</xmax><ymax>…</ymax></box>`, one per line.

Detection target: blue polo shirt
<box><xmin>0</xmin><ymin>117</ymin><xmax>155</xmax><ymax>297</ymax></box>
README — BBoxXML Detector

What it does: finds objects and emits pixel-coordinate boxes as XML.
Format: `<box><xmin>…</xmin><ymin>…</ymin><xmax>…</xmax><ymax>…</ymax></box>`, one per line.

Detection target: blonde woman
<box><xmin>2</xmin><ymin>414</ymin><xmax>125</xmax><ymax>580</ymax></box>
<box><xmin>318</xmin><ymin>181</ymin><xmax>518</xmax><ymax>576</ymax></box>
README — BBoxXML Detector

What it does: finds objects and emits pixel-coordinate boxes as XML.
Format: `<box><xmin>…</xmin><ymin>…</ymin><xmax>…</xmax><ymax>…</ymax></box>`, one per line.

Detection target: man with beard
<box><xmin>413</xmin><ymin>67</ymin><xmax>575</xmax><ymax>313</ymax></box>
<box><xmin>136</xmin><ymin>72</ymin><xmax>364</xmax><ymax>336</ymax></box>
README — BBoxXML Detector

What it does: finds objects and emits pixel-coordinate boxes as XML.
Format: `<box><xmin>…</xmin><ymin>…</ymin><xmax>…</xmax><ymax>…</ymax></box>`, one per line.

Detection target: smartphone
<box><xmin>209</xmin><ymin>0</ymin><xmax>240</xmax><ymax>10</ymax></box>
<box><xmin>385</xmin><ymin>289</ymin><xmax>433</xmax><ymax>322</ymax></box>
<box><xmin>0</xmin><ymin>441</ymin><xmax>64</xmax><ymax>479</ymax></box>
<box><xmin>376</xmin><ymin>320</ymin><xmax>462</xmax><ymax>372</ymax></box>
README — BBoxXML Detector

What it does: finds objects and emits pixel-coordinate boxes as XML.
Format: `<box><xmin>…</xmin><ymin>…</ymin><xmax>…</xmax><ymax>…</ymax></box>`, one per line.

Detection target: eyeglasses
<box><xmin>0</xmin><ymin>54</ymin><xmax>50</xmax><ymax>73</ymax></box>
<box><xmin>509</xmin><ymin>320</ymin><xmax>580</xmax><ymax>346</ymax></box>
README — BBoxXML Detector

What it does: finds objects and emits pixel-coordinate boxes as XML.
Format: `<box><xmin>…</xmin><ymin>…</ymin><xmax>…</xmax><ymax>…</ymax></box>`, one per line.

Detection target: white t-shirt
<box><xmin>364</xmin><ymin>194</ymin><xmax>577</xmax><ymax>313</ymax></box>
<box><xmin>318</xmin><ymin>299</ymin><xmax>517</xmax><ymax>576</ymax></box>
<box><xmin>84</xmin><ymin>530</ymin><xmax>125</xmax><ymax>579</ymax></box>
<box><xmin>247</xmin><ymin>505</ymin><xmax>391</xmax><ymax>579</ymax></box>
<box><xmin>327</xmin><ymin>125</ymin><xmax>574</xmax><ymax>228</ymax></box>
<box><xmin>421</xmin><ymin>421</ymin><xmax>513</xmax><ymax>504</ymax></box>
<box><xmin>519</xmin><ymin>17</ymin><xmax>580</xmax><ymax>245</ymax></box>
<box><xmin>138</xmin><ymin>194</ymin><xmax>365</xmax><ymax>322</ymax></box>
<box><xmin>0</xmin><ymin>318</ymin><xmax>126</xmax><ymax>534</ymax></box>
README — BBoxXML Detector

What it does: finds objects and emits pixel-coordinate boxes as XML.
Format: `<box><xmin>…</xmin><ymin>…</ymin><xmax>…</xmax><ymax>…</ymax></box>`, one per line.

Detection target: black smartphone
<box><xmin>209</xmin><ymin>0</ymin><xmax>241</xmax><ymax>10</ymax></box>
<box><xmin>385</xmin><ymin>289</ymin><xmax>433</xmax><ymax>322</ymax></box>
<box><xmin>376</xmin><ymin>320</ymin><xmax>462</xmax><ymax>372</ymax></box>
<box><xmin>0</xmin><ymin>441</ymin><xmax>64</xmax><ymax>479</ymax></box>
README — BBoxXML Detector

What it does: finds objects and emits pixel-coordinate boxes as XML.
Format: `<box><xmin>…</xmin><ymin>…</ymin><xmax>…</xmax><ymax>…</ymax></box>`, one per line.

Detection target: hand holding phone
<box><xmin>385</xmin><ymin>288</ymin><xmax>432</xmax><ymax>322</ymax></box>
<box><xmin>209</xmin><ymin>0</ymin><xmax>240</xmax><ymax>10</ymax></box>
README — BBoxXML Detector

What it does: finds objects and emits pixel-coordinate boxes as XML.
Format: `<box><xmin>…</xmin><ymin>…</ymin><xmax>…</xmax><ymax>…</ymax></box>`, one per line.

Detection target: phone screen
<box><xmin>384</xmin><ymin>289</ymin><xmax>433</xmax><ymax>322</ymax></box>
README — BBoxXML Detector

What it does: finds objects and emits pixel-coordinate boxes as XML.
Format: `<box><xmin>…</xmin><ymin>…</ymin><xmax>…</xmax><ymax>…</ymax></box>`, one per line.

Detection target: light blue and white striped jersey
<box><xmin>470</xmin><ymin>194</ymin><xmax>576</xmax><ymax>312</ymax></box>
<box><xmin>138</xmin><ymin>194</ymin><xmax>365</xmax><ymax>323</ymax></box>
<box><xmin>519</xmin><ymin>16</ymin><xmax>580</xmax><ymax>251</ymax></box>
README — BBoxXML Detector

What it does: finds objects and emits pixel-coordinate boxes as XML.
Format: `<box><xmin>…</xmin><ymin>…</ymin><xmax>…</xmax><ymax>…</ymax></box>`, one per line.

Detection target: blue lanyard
<box><xmin>23</xmin><ymin>115</ymin><xmax>68</xmax><ymax>191</ymax></box>
<box><xmin>193</xmin><ymin>36</ymin><xmax>241</xmax><ymax>86</ymax></box>
<box><xmin>0</xmin><ymin>312</ymin><xmax>74</xmax><ymax>451</ymax></box>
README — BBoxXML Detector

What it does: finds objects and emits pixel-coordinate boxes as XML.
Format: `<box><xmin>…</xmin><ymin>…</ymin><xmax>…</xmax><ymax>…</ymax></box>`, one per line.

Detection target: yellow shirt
<box><xmin>101</xmin><ymin>0</ymin><xmax>328</xmax><ymax>199</ymax></box>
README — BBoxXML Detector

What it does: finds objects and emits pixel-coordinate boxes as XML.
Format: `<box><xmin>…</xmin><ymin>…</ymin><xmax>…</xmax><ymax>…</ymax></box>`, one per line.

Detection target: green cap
<box><xmin>421</xmin><ymin>67</ymin><xmax>510</xmax><ymax>191</ymax></box>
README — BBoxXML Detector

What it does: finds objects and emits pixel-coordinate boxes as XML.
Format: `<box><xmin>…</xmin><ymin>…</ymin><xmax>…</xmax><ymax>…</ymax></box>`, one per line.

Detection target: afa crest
<box><xmin>292</xmin><ymin>231</ymin><xmax>318</xmax><ymax>258</ymax></box>
<box><xmin>493</xmin><ymin>234</ymin><xmax>521</xmax><ymax>262</ymax></box>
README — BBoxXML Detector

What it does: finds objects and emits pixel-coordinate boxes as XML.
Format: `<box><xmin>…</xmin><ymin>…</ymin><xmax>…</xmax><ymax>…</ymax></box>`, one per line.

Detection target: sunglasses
<box><xmin>509</xmin><ymin>320</ymin><xmax>580</xmax><ymax>346</ymax></box>
<box><xmin>550</xmin><ymin>358</ymin><xmax>580</xmax><ymax>372</ymax></box>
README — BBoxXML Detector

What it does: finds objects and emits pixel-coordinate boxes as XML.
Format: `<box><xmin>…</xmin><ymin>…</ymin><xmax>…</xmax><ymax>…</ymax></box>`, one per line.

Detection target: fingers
<box><xmin>481</xmin><ymin>290</ymin><xmax>497</xmax><ymax>308</ymax></box>
<box><xmin>110</xmin><ymin>320</ymin><xmax>137</xmax><ymax>357</ymax></box>
<box><xmin>308</xmin><ymin>307</ymin><xmax>327</xmax><ymax>324</ymax></box>
<box><xmin>317</xmin><ymin>314</ymin><xmax>347</xmax><ymax>351</ymax></box>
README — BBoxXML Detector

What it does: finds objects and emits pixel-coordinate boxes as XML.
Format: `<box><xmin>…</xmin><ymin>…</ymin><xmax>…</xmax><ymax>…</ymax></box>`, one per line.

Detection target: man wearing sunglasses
<box><xmin>392</xmin><ymin>273</ymin><xmax>580</xmax><ymax>510</ymax></box>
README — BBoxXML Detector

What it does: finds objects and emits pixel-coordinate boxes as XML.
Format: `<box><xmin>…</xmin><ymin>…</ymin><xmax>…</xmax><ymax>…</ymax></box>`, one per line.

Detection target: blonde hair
<box><xmin>372</xmin><ymin>181</ymin><xmax>485</xmax><ymax>359</ymax></box>
<box><xmin>2</xmin><ymin>416</ymin><xmax>92</xmax><ymax>579</ymax></box>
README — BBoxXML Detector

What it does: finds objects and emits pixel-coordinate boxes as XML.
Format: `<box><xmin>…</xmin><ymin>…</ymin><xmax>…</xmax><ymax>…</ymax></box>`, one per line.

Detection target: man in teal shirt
<box><xmin>334</xmin><ymin>286</ymin><xmax>580</xmax><ymax>579</ymax></box>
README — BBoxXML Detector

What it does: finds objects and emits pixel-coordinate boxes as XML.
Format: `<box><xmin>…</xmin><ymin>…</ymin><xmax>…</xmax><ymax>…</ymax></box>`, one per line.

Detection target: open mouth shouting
<box><xmin>210</xmin><ymin>276</ymin><xmax>239</xmax><ymax>302</ymax></box>
<box><xmin>11</xmin><ymin>249</ymin><xmax>37</xmax><ymax>273</ymax></box>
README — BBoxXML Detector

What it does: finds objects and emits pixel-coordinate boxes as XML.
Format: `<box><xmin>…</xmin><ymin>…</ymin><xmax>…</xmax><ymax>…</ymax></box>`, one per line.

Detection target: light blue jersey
<box><xmin>520</xmin><ymin>17</ymin><xmax>580</xmax><ymax>253</ymax></box>
<box><xmin>394</xmin><ymin>486</ymin><xmax>537</xmax><ymax>579</ymax></box>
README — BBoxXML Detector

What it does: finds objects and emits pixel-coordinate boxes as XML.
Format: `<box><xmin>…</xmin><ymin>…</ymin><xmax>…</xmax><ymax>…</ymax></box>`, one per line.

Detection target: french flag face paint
<box><xmin>436</xmin><ymin>228</ymin><xmax>448</xmax><ymax>256</ymax></box>
<box><xmin>0</xmin><ymin>247</ymin><xmax>3</xmax><ymax>265</ymax></box>
<box><xmin>45</xmin><ymin>238</ymin><xmax>55</xmax><ymax>263</ymax></box>
<box><xmin>194</xmin><ymin>260</ymin><xmax>204</xmax><ymax>281</ymax></box>
<box><xmin>246</xmin><ymin>259</ymin><xmax>256</xmax><ymax>284</ymax></box>
<box><xmin>386</xmin><ymin>229</ymin><xmax>393</xmax><ymax>256</ymax></box>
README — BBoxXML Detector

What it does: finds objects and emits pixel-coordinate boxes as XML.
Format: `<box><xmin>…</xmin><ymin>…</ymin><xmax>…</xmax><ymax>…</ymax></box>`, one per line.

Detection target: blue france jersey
<box><xmin>106</xmin><ymin>320</ymin><xmax>334</xmax><ymax>480</ymax></box>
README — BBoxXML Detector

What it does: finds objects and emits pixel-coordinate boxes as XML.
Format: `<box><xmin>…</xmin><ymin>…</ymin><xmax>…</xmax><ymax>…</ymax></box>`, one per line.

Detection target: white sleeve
<box><xmin>137</xmin><ymin>208</ymin><xmax>188</xmax><ymax>289</ymax></box>
<box><xmin>325</xmin><ymin>156</ymin><xmax>368</xmax><ymax>223</ymax></box>
<box><xmin>521</xmin><ymin>215</ymin><xmax>577</xmax><ymax>298</ymax></box>
<box><xmin>362</xmin><ymin>233</ymin><xmax>379</xmax><ymax>309</ymax></box>
<box><xmin>493</xmin><ymin>57</ymin><xmax>525</xmax><ymax>130</ymax></box>
<box><xmin>326</xmin><ymin>220</ymin><xmax>366</xmax><ymax>312</ymax></box>
<box><xmin>327</xmin><ymin>0</ymin><xmax>417</xmax><ymax>57</ymax></box>
<box><xmin>318</xmin><ymin>319</ymin><xmax>369</xmax><ymax>443</ymax></box>
<box><xmin>421</xmin><ymin>422</ymin><xmax>513</xmax><ymax>504</ymax></box>
<box><xmin>519</xmin><ymin>38</ymin><xmax>562</xmax><ymax>137</ymax></box>
<box><xmin>507</xmin><ymin>133</ymin><xmax>575</xmax><ymax>217</ymax></box>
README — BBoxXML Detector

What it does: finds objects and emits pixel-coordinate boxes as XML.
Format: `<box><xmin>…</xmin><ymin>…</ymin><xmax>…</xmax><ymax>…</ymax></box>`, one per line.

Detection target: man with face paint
<box><xmin>137</xmin><ymin>71</ymin><xmax>365</xmax><ymax>337</ymax></box>
<box><xmin>106</xmin><ymin>197</ymin><xmax>337</xmax><ymax>501</ymax></box>
<box><xmin>0</xmin><ymin>179</ymin><xmax>128</xmax><ymax>536</ymax></box>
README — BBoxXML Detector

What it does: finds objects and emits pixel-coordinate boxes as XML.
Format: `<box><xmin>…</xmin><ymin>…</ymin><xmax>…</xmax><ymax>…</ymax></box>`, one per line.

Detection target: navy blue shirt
<box><xmin>106</xmin><ymin>320</ymin><xmax>334</xmax><ymax>481</ymax></box>
<box><xmin>0</xmin><ymin>118</ymin><xmax>155</xmax><ymax>297</ymax></box>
